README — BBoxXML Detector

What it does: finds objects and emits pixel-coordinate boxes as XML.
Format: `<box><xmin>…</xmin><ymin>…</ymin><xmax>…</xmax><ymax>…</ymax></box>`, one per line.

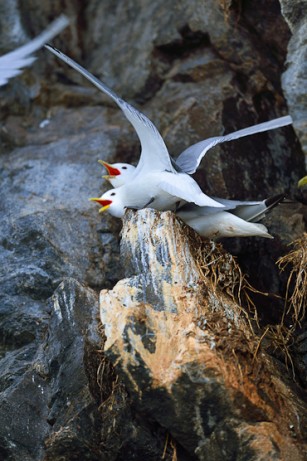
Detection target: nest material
<box><xmin>185</xmin><ymin>224</ymin><xmax>307</xmax><ymax>378</ymax></box>
<box><xmin>277</xmin><ymin>233</ymin><xmax>307</xmax><ymax>327</ymax></box>
<box><xmin>252</xmin><ymin>234</ymin><xmax>306</xmax><ymax>378</ymax></box>
<box><xmin>185</xmin><ymin>224</ymin><xmax>260</xmax><ymax>328</ymax></box>
<box><xmin>261</xmin><ymin>233</ymin><xmax>307</xmax><ymax>378</ymax></box>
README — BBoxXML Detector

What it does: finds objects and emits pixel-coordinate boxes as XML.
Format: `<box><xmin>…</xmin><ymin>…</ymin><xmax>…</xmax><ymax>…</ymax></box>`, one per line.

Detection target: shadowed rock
<box><xmin>0</xmin><ymin>278</ymin><xmax>102</xmax><ymax>461</ymax></box>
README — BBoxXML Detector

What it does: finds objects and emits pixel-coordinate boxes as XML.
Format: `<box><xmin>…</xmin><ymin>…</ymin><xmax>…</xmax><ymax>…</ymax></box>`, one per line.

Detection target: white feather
<box><xmin>183</xmin><ymin>211</ymin><xmax>273</xmax><ymax>239</ymax></box>
<box><xmin>0</xmin><ymin>15</ymin><xmax>69</xmax><ymax>86</ymax></box>
<box><xmin>176</xmin><ymin>115</ymin><xmax>293</xmax><ymax>174</ymax></box>
<box><xmin>45</xmin><ymin>44</ymin><xmax>173</xmax><ymax>174</ymax></box>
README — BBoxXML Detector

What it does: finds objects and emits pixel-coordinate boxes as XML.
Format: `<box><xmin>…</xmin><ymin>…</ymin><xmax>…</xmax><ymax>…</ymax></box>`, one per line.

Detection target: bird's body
<box><xmin>181</xmin><ymin>211</ymin><xmax>272</xmax><ymax>239</ymax></box>
<box><xmin>176</xmin><ymin>193</ymin><xmax>284</xmax><ymax>239</ymax></box>
<box><xmin>98</xmin><ymin>158</ymin><xmax>284</xmax><ymax>238</ymax></box>
<box><xmin>92</xmin><ymin>171</ymin><xmax>224</xmax><ymax>218</ymax></box>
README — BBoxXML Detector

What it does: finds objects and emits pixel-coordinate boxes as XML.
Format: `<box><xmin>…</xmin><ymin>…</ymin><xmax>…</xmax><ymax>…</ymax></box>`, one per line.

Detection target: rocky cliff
<box><xmin>0</xmin><ymin>1</ymin><xmax>306</xmax><ymax>460</ymax></box>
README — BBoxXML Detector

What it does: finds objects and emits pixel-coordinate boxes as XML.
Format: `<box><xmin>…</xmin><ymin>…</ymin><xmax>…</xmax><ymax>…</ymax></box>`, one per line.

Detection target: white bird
<box><xmin>0</xmin><ymin>15</ymin><xmax>69</xmax><ymax>86</ymax></box>
<box><xmin>44</xmin><ymin>46</ymin><xmax>292</xmax><ymax>221</ymax></box>
<box><xmin>45</xmin><ymin>45</ymin><xmax>224</xmax><ymax>212</ymax></box>
<box><xmin>176</xmin><ymin>194</ymin><xmax>285</xmax><ymax>239</ymax></box>
<box><xmin>90</xmin><ymin>170</ymin><xmax>223</xmax><ymax>218</ymax></box>
<box><xmin>96</xmin><ymin>158</ymin><xmax>285</xmax><ymax>237</ymax></box>
<box><xmin>97</xmin><ymin>114</ymin><xmax>293</xmax><ymax>186</ymax></box>
<box><xmin>97</xmin><ymin>159</ymin><xmax>284</xmax><ymax>218</ymax></box>
<box><xmin>181</xmin><ymin>211</ymin><xmax>272</xmax><ymax>239</ymax></box>
<box><xmin>91</xmin><ymin>190</ymin><xmax>282</xmax><ymax>237</ymax></box>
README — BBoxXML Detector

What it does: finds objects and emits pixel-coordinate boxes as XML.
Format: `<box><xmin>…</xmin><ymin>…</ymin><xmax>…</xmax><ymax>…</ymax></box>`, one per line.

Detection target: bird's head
<box><xmin>90</xmin><ymin>188</ymin><xmax>125</xmax><ymax>218</ymax></box>
<box><xmin>98</xmin><ymin>160</ymin><xmax>135</xmax><ymax>187</ymax></box>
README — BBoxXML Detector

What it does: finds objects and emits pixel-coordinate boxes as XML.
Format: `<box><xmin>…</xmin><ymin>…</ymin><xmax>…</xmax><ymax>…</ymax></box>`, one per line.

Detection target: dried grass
<box><xmin>277</xmin><ymin>233</ymin><xmax>307</xmax><ymax>326</ymax></box>
<box><xmin>162</xmin><ymin>432</ymin><xmax>178</xmax><ymax>461</ymax></box>
<box><xmin>185</xmin><ymin>224</ymin><xmax>307</xmax><ymax>379</ymax></box>
<box><xmin>185</xmin><ymin>225</ymin><xmax>260</xmax><ymax>330</ymax></box>
<box><xmin>254</xmin><ymin>234</ymin><xmax>307</xmax><ymax>378</ymax></box>
<box><xmin>255</xmin><ymin>324</ymin><xmax>296</xmax><ymax>378</ymax></box>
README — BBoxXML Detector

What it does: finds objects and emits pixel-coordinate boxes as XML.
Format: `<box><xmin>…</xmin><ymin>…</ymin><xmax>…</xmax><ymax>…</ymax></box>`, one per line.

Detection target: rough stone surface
<box><xmin>0</xmin><ymin>278</ymin><xmax>102</xmax><ymax>461</ymax></box>
<box><xmin>100</xmin><ymin>209</ymin><xmax>307</xmax><ymax>461</ymax></box>
<box><xmin>280</xmin><ymin>0</ymin><xmax>307</xmax><ymax>160</ymax></box>
<box><xmin>0</xmin><ymin>0</ymin><xmax>306</xmax><ymax>460</ymax></box>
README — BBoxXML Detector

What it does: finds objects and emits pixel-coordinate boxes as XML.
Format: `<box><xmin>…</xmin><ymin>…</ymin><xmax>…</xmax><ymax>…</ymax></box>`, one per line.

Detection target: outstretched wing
<box><xmin>158</xmin><ymin>173</ymin><xmax>224</xmax><ymax>208</ymax></box>
<box><xmin>0</xmin><ymin>15</ymin><xmax>69</xmax><ymax>86</ymax></box>
<box><xmin>175</xmin><ymin>115</ymin><xmax>293</xmax><ymax>174</ymax></box>
<box><xmin>45</xmin><ymin>45</ymin><xmax>174</xmax><ymax>174</ymax></box>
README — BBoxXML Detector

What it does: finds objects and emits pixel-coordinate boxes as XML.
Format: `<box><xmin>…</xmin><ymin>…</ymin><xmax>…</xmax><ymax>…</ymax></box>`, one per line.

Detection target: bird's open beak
<box><xmin>98</xmin><ymin>160</ymin><xmax>121</xmax><ymax>179</ymax></box>
<box><xmin>89</xmin><ymin>197</ymin><xmax>112</xmax><ymax>213</ymax></box>
<box><xmin>298</xmin><ymin>176</ymin><xmax>307</xmax><ymax>188</ymax></box>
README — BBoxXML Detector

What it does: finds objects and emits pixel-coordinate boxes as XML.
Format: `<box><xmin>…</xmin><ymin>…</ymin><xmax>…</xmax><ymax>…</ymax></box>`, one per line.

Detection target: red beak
<box><xmin>89</xmin><ymin>198</ymin><xmax>112</xmax><ymax>212</ymax></box>
<box><xmin>98</xmin><ymin>160</ymin><xmax>121</xmax><ymax>177</ymax></box>
<box><xmin>90</xmin><ymin>198</ymin><xmax>112</xmax><ymax>206</ymax></box>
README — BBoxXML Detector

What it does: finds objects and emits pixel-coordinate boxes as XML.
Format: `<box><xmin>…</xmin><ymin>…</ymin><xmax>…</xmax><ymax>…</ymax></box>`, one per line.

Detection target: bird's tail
<box><xmin>247</xmin><ymin>193</ymin><xmax>285</xmax><ymax>222</ymax></box>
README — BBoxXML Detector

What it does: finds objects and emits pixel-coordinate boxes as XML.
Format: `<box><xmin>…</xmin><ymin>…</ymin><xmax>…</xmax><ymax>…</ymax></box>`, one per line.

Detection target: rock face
<box><xmin>101</xmin><ymin>209</ymin><xmax>306</xmax><ymax>461</ymax></box>
<box><xmin>0</xmin><ymin>278</ymin><xmax>102</xmax><ymax>461</ymax></box>
<box><xmin>0</xmin><ymin>0</ymin><xmax>306</xmax><ymax>460</ymax></box>
<box><xmin>280</xmin><ymin>0</ymin><xmax>307</xmax><ymax>160</ymax></box>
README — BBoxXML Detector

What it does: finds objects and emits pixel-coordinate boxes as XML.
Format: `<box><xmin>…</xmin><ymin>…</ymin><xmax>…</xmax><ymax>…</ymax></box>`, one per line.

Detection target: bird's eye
<box><xmin>122</xmin><ymin>166</ymin><xmax>127</xmax><ymax>170</ymax></box>
<box><xmin>110</xmin><ymin>192</ymin><xmax>116</xmax><ymax>196</ymax></box>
